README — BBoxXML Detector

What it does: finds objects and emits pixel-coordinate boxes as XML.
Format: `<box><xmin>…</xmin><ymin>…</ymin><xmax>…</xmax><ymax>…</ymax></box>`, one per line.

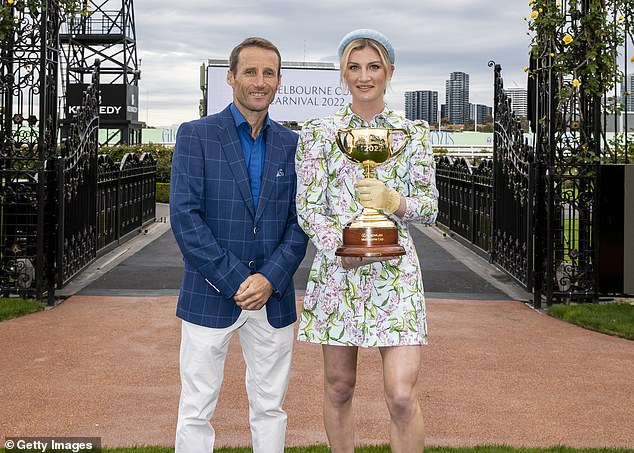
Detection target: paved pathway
<box><xmin>76</xmin><ymin>223</ymin><xmax>512</xmax><ymax>300</ymax></box>
<box><xmin>1</xmin><ymin>210</ymin><xmax>633</xmax><ymax>449</ymax></box>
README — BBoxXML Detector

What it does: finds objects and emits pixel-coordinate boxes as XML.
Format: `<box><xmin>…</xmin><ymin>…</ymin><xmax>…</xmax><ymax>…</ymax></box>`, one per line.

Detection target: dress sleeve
<box><xmin>400</xmin><ymin>122</ymin><xmax>439</xmax><ymax>224</ymax></box>
<box><xmin>295</xmin><ymin>120</ymin><xmax>342</xmax><ymax>260</ymax></box>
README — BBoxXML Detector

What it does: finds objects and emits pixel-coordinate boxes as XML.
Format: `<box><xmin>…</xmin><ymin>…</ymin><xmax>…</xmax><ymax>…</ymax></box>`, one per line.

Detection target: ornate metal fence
<box><xmin>56</xmin><ymin>64</ymin><xmax>100</xmax><ymax>287</ymax></box>
<box><xmin>435</xmin><ymin>156</ymin><xmax>493</xmax><ymax>256</ymax></box>
<box><xmin>528</xmin><ymin>0</ymin><xmax>631</xmax><ymax>305</ymax></box>
<box><xmin>491</xmin><ymin>63</ymin><xmax>534</xmax><ymax>290</ymax></box>
<box><xmin>97</xmin><ymin>154</ymin><xmax>119</xmax><ymax>250</ymax></box>
<box><xmin>97</xmin><ymin>152</ymin><xmax>156</xmax><ymax>255</ymax></box>
<box><xmin>0</xmin><ymin>0</ymin><xmax>60</xmax><ymax>300</ymax></box>
<box><xmin>437</xmin><ymin>1</ymin><xmax>633</xmax><ymax>306</ymax></box>
<box><xmin>437</xmin><ymin>60</ymin><xmax>610</xmax><ymax>304</ymax></box>
<box><xmin>0</xmin><ymin>2</ymin><xmax>156</xmax><ymax>300</ymax></box>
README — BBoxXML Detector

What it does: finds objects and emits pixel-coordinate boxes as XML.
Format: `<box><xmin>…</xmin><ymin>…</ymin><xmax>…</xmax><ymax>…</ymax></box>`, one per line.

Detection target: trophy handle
<box><xmin>336</xmin><ymin>128</ymin><xmax>354</xmax><ymax>154</ymax></box>
<box><xmin>387</xmin><ymin>128</ymin><xmax>409</xmax><ymax>158</ymax></box>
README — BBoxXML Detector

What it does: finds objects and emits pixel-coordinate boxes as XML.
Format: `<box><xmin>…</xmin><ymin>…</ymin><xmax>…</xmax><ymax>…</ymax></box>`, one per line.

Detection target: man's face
<box><xmin>227</xmin><ymin>47</ymin><xmax>281</xmax><ymax>116</ymax></box>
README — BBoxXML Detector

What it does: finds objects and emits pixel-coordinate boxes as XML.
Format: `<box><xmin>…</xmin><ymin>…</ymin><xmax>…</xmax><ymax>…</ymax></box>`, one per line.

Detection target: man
<box><xmin>170</xmin><ymin>37</ymin><xmax>307</xmax><ymax>453</ymax></box>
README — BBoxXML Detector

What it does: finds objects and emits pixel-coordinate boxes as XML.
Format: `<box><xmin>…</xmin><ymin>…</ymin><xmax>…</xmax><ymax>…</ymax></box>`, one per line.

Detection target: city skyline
<box><xmin>404</xmin><ymin>77</ymin><xmax>495</xmax><ymax>126</ymax></box>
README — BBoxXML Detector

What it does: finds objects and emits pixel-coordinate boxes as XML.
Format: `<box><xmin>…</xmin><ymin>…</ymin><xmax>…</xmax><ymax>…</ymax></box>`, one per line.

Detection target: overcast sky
<box><xmin>133</xmin><ymin>0</ymin><xmax>533</xmax><ymax>127</ymax></box>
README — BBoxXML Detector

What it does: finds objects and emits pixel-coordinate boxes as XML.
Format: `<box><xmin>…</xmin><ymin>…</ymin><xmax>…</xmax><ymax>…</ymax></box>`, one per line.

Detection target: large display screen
<box><xmin>206</xmin><ymin>65</ymin><xmax>351</xmax><ymax>122</ymax></box>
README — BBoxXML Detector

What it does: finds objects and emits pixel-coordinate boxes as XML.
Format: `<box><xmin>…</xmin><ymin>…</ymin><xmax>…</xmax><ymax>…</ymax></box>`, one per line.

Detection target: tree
<box><xmin>0</xmin><ymin>0</ymin><xmax>87</xmax><ymax>41</ymax></box>
<box><xmin>477</xmin><ymin>122</ymin><xmax>493</xmax><ymax>133</ymax></box>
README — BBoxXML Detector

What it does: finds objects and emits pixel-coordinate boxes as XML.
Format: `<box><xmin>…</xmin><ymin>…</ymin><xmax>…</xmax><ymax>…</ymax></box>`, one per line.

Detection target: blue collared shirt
<box><xmin>230</xmin><ymin>103</ymin><xmax>269</xmax><ymax>210</ymax></box>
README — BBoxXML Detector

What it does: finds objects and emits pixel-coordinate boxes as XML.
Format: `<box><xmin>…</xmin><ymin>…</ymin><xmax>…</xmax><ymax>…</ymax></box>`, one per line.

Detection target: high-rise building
<box><xmin>504</xmin><ymin>87</ymin><xmax>528</xmax><ymax>118</ymax></box>
<box><xmin>445</xmin><ymin>72</ymin><xmax>470</xmax><ymax>124</ymax></box>
<box><xmin>405</xmin><ymin>90</ymin><xmax>438</xmax><ymax>124</ymax></box>
<box><xmin>469</xmin><ymin>103</ymin><xmax>493</xmax><ymax>124</ymax></box>
<box><xmin>622</xmin><ymin>73</ymin><xmax>634</xmax><ymax>112</ymax></box>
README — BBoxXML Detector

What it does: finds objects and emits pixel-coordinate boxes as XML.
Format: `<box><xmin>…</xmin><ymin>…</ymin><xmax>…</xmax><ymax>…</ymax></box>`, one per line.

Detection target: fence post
<box><xmin>470</xmin><ymin>175</ymin><xmax>475</xmax><ymax>245</ymax></box>
<box><xmin>116</xmin><ymin>165</ymin><xmax>121</xmax><ymax>246</ymax></box>
<box><xmin>56</xmin><ymin>157</ymin><xmax>65</xmax><ymax>291</ymax></box>
<box><xmin>448</xmin><ymin>158</ymin><xmax>453</xmax><ymax>233</ymax></box>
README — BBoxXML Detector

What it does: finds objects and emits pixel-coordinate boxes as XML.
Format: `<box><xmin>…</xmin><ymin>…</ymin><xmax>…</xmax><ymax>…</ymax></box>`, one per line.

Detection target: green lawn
<box><xmin>0</xmin><ymin>297</ymin><xmax>43</xmax><ymax>321</ymax></box>
<box><xmin>2</xmin><ymin>447</ymin><xmax>633</xmax><ymax>453</ymax></box>
<box><xmin>548</xmin><ymin>302</ymin><xmax>634</xmax><ymax>340</ymax></box>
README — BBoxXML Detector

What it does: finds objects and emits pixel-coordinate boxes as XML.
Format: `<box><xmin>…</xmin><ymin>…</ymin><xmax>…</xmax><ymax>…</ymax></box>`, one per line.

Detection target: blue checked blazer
<box><xmin>170</xmin><ymin>105</ymin><xmax>308</xmax><ymax>328</ymax></box>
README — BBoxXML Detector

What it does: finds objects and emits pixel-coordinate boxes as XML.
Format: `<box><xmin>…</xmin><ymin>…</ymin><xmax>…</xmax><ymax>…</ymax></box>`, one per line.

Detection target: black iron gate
<box><xmin>0</xmin><ymin>0</ymin><xmax>60</xmax><ymax>300</ymax></box>
<box><xmin>528</xmin><ymin>0</ymin><xmax>622</xmax><ymax>306</ymax></box>
<box><xmin>57</xmin><ymin>64</ymin><xmax>100</xmax><ymax>287</ymax></box>
<box><xmin>437</xmin><ymin>1</ymin><xmax>632</xmax><ymax>306</ymax></box>
<box><xmin>0</xmin><ymin>2</ymin><xmax>156</xmax><ymax>301</ymax></box>
<box><xmin>441</xmin><ymin>61</ymin><xmax>604</xmax><ymax>306</ymax></box>
<box><xmin>490</xmin><ymin>63</ymin><xmax>534</xmax><ymax>291</ymax></box>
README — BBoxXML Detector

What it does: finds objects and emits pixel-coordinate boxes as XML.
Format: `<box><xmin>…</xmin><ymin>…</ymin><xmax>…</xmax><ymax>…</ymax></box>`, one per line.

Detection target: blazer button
<box><xmin>249</xmin><ymin>260</ymin><xmax>256</xmax><ymax>269</ymax></box>
<box><xmin>253</xmin><ymin>227</ymin><xmax>260</xmax><ymax>235</ymax></box>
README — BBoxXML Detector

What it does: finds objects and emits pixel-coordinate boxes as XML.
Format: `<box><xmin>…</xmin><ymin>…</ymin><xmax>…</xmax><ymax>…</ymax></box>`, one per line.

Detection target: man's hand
<box><xmin>354</xmin><ymin>178</ymin><xmax>402</xmax><ymax>214</ymax></box>
<box><xmin>341</xmin><ymin>256</ymin><xmax>391</xmax><ymax>269</ymax></box>
<box><xmin>234</xmin><ymin>273</ymin><xmax>273</xmax><ymax>310</ymax></box>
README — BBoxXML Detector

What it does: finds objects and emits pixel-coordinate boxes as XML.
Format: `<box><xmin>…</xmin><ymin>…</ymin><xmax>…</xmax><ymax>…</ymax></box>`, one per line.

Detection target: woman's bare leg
<box><xmin>380</xmin><ymin>345</ymin><xmax>425</xmax><ymax>452</ymax></box>
<box><xmin>322</xmin><ymin>345</ymin><xmax>358</xmax><ymax>453</ymax></box>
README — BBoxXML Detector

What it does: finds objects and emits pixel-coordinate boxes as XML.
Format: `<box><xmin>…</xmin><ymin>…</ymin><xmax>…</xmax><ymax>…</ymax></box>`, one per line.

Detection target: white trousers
<box><xmin>175</xmin><ymin>307</ymin><xmax>294</xmax><ymax>453</ymax></box>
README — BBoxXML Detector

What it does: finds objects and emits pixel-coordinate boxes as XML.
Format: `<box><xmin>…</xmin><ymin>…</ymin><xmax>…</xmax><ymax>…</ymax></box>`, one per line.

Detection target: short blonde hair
<box><xmin>339</xmin><ymin>38</ymin><xmax>392</xmax><ymax>90</ymax></box>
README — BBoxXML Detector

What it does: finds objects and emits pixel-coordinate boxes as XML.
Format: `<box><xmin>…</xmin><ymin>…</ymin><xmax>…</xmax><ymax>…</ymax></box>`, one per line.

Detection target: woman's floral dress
<box><xmin>295</xmin><ymin>104</ymin><xmax>439</xmax><ymax>347</ymax></box>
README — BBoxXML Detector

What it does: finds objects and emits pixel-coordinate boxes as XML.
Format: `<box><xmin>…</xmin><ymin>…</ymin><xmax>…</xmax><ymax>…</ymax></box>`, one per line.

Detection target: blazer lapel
<box><xmin>255</xmin><ymin>127</ymin><xmax>282</xmax><ymax>222</ymax></box>
<box><xmin>219</xmin><ymin>111</ymin><xmax>255</xmax><ymax>217</ymax></box>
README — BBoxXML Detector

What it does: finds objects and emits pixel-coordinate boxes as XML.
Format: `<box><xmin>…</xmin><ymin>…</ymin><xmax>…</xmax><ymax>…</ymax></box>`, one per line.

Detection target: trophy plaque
<box><xmin>335</xmin><ymin>127</ymin><xmax>408</xmax><ymax>258</ymax></box>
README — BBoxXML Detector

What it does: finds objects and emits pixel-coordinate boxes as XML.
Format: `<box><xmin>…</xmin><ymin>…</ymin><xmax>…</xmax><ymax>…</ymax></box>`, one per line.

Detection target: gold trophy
<box><xmin>335</xmin><ymin>127</ymin><xmax>408</xmax><ymax>258</ymax></box>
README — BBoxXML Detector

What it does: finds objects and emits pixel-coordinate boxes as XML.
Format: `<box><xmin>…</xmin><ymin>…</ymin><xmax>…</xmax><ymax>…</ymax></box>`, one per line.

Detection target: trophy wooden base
<box><xmin>335</xmin><ymin>225</ymin><xmax>406</xmax><ymax>258</ymax></box>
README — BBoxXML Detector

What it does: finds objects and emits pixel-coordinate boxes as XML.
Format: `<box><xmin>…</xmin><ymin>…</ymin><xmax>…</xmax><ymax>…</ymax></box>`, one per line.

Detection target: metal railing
<box><xmin>97</xmin><ymin>152</ymin><xmax>156</xmax><ymax>255</ymax></box>
<box><xmin>436</xmin><ymin>156</ymin><xmax>493</xmax><ymax>256</ymax></box>
<box><xmin>62</xmin><ymin>11</ymin><xmax>132</xmax><ymax>37</ymax></box>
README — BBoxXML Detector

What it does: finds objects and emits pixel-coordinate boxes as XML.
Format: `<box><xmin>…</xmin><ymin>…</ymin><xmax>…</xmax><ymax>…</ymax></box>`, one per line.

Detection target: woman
<box><xmin>295</xmin><ymin>29</ymin><xmax>439</xmax><ymax>452</ymax></box>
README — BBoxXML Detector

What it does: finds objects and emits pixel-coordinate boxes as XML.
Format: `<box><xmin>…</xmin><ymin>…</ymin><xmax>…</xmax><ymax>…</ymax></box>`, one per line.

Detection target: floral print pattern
<box><xmin>295</xmin><ymin>104</ymin><xmax>439</xmax><ymax>347</ymax></box>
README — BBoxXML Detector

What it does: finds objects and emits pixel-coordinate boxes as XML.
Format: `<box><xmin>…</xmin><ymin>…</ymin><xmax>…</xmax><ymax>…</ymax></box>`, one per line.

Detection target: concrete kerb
<box><xmin>55</xmin><ymin>203</ymin><xmax>172</xmax><ymax>298</ymax></box>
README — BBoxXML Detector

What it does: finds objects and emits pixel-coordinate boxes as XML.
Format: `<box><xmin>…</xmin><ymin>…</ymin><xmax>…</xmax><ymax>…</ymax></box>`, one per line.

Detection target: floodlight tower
<box><xmin>60</xmin><ymin>0</ymin><xmax>142</xmax><ymax>145</ymax></box>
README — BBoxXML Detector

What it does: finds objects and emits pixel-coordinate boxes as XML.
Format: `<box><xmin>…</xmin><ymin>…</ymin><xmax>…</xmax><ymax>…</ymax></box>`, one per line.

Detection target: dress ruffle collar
<box><xmin>333</xmin><ymin>104</ymin><xmax>406</xmax><ymax>130</ymax></box>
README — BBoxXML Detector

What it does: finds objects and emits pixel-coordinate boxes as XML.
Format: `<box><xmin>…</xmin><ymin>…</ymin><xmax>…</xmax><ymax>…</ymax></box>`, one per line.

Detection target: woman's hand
<box><xmin>354</xmin><ymin>178</ymin><xmax>402</xmax><ymax>214</ymax></box>
<box><xmin>341</xmin><ymin>256</ymin><xmax>391</xmax><ymax>269</ymax></box>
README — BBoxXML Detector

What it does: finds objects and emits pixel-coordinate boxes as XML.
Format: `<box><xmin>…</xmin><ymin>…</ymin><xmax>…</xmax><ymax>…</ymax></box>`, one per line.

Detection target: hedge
<box><xmin>99</xmin><ymin>144</ymin><xmax>173</xmax><ymax>183</ymax></box>
<box><xmin>156</xmin><ymin>182</ymin><xmax>170</xmax><ymax>204</ymax></box>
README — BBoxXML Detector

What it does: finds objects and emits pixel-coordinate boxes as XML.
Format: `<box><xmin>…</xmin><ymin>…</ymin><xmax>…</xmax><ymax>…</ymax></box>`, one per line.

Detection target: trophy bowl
<box><xmin>335</xmin><ymin>127</ymin><xmax>408</xmax><ymax>258</ymax></box>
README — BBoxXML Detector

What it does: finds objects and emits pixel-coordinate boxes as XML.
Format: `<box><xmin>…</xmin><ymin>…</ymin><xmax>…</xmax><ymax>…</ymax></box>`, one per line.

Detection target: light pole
<box><xmin>146</xmin><ymin>88</ymin><xmax>149</xmax><ymax>126</ymax></box>
<box><xmin>437</xmin><ymin>98</ymin><xmax>442</xmax><ymax>131</ymax></box>
<box><xmin>473</xmin><ymin>95</ymin><xmax>478</xmax><ymax>132</ymax></box>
